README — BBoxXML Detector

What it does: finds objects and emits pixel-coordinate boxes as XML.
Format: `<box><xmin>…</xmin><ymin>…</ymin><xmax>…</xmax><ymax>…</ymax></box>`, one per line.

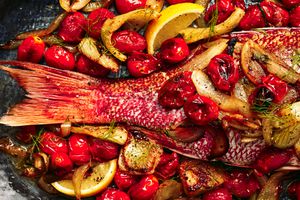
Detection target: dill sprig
<box><xmin>30</xmin><ymin>128</ymin><xmax>44</xmax><ymax>154</ymax></box>
<box><xmin>103</xmin><ymin>121</ymin><xmax>116</xmax><ymax>139</ymax></box>
<box><xmin>208</xmin><ymin>4</ymin><xmax>219</xmax><ymax>37</ymax></box>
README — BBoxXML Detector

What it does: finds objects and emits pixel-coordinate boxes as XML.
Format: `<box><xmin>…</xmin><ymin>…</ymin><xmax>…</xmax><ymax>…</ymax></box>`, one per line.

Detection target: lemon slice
<box><xmin>51</xmin><ymin>159</ymin><xmax>117</xmax><ymax>198</ymax></box>
<box><xmin>145</xmin><ymin>3</ymin><xmax>204</xmax><ymax>54</ymax></box>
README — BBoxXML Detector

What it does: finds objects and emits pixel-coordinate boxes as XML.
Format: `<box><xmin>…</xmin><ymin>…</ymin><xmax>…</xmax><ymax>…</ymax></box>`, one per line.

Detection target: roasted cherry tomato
<box><xmin>184</xmin><ymin>94</ymin><xmax>219</xmax><ymax>125</ymax></box>
<box><xmin>239</xmin><ymin>5</ymin><xmax>266</xmax><ymax>30</ymax></box>
<box><xmin>232</xmin><ymin>0</ymin><xmax>246</xmax><ymax>10</ymax></box>
<box><xmin>39</xmin><ymin>132</ymin><xmax>68</xmax><ymax>155</ymax></box>
<box><xmin>166</xmin><ymin>0</ymin><xmax>194</xmax><ymax>4</ymax></box>
<box><xmin>17</xmin><ymin>36</ymin><xmax>45</xmax><ymax>63</ymax></box>
<box><xmin>202</xmin><ymin>187</ymin><xmax>232</xmax><ymax>200</ymax></box>
<box><xmin>87</xmin><ymin>8</ymin><xmax>115</xmax><ymax>39</ymax></box>
<box><xmin>128</xmin><ymin>175</ymin><xmax>159</xmax><ymax>200</ymax></box>
<box><xmin>288</xmin><ymin>181</ymin><xmax>300</xmax><ymax>199</ymax></box>
<box><xmin>97</xmin><ymin>188</ymin><xmax>131</xmax><ymax>200</ymax></box>
<box><xmin>68</xmin><ymin>134</ymin><xmax>91</xmax><ymax>165</ymax></box>
<box><xmin>224</xmin><ymin>170</ymin><xmax>260</xmax><ymax>198</ymax></box>
<box><xmin>261</xmin><ymin>75</ymin><xmax>289</xmax><ymax>103</ymax></box>
<box><xmin>112</xmin><ymin>30</ymin><xmax>146</xmax><ymax>53</ymax></box>
<box><xmin>160</xmin><ymin>38</ymin><xmax>190</xmax><ymax>63</ymax></box>
<box><xmin>44</xmin><ymin>45</ymin><xmax>75</xmax><ymax>70</ymax></box>
<box><xmin>50</xmin><ymin>152</ymin><xmax>73</xmax><ymax>177</ymax></box>
<box><xmin>155</xmin><ymin>152</ymin><xmax>179</xmax><ymax>180</ymax></box>
<box><xmin>254</xmin><ymin>147</ymin><xmax>292</xmax><ymax>174</ymax></box>
<box><xmin>289</xmin><ymin>5</ymin><xmax>300</xmax><ymax>27</ymax></box>
<box><xmin>58</xmin><ymin>12</ymin><xmax>87</xmax><ymax>43</ymax></box>
<box><xmin>207</xmin><ymin>126</ymin><xmax>229</xmax><ymax>158</ymax></box>
<box><xmin>158</xmin><ymin>71</ymin><xmax>196</xmax><ymax>109</ymax></box>
<box><xmin>260</xmin><ymin>1</ymin><xmax>289</xmax><ymax>27</ymax></box>
<box><xmin>204</xmin><ymin>0</ymin><xmax>235</xmax><ymax>24</ymax></box>
<box><xmin>127</xmin><ymin>51</ymin><xmax>159</xmax><ymax>77</ymax></box>
<box><xmin>89</xmin><ymin>138</ymin><xmax>119</xmax><ymax>161</ymax></box>
<box><xmin>15</xmin><ymin>126</ymin><xmax>36</xmax><ymax>144</ymax></box>
<box><xmin>281</xmin><ymin>0</ymin><xmax>300</xmax><ymax>9</ymax></box>
<box><xmin>207</xmin><ymin>54</ymin><xmax>239</xmax><ymax>92</ymax></box>
<box><xmin>76</xmin><ymin>54</ymin><xmax>110</xmax><ymax>77</ymax></box>
<box><xmin>115</xmin><ymin>0</ymin><xmax>146</xmax><ymax>14</ymax></box>
<box><xmin>114</xmin><ymin>169</ymin><xmax>139</xmax><ymax>191</ymax></box>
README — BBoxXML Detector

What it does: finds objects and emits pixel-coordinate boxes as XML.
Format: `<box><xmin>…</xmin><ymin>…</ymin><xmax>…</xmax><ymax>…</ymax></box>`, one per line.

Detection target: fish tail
<box><xmin>0</xmin><ymin>60</ymin><xmax>100</xmax><ymax>126</ymax></box>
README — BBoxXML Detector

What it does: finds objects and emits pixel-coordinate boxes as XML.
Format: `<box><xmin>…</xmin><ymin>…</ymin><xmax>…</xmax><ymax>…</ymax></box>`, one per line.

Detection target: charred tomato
<box><xmin>89</xmin><ymin>138</ymin><xmax>119</xmax><ymax>161</ymax></box>
<box><xmin>17</xmin><ymin>36</ymin><xmax>45</xmax><ymax>63</ymax></box>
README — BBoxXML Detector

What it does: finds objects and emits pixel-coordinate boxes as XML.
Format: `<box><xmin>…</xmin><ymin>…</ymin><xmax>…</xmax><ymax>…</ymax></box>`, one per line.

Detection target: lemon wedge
<box><xmin>51</xmin><ymin>159</ymin><xmax>117</xmax><ymax>198</ymax></box>
<box><xmin>145</xmin><ymin>3</ymin><xmax>204</xmax><ymax>54</ymax></box>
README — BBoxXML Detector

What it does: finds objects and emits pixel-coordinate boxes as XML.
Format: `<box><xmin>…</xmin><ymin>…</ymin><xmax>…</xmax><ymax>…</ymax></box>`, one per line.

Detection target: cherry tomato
<box><xmin>288</xmin><ymin>181</ymin><xmax>300</xmax><ymax>199</ymax></box>
<box><xmin>289</xmin><ymin>5</ymin><xmax>300</xmax><ymax>27</ymax></box>
<box><xmin>115</xmin><ymin>0</ymin><xmax>146</xmax><ymax>14</ymax></box>
<box><xmin>160</xmin><ymin>38</ymin><xmax>190</xmax><ymax>63</ymax></box>
<box><xmin>112</xmin><ymin>30</ymin><xmax>146</xmax><ymax>53</ymax></box>
<box><xmin>89</xmin><ymin>138</ymin><xmax>119</xmax><ymax>161</ymax></box>
<box><xmin>68</xmin><ymin>134</ymin><xmax>91</xmax><ymax>165</ymax></box>
<box><xmin>127</xmin><ymin>51</ymin><xmax>159</xmax><ymax>77</ymax></box>
<box><xmin>207</xmin><ymin>54</ymin><xmax>239</xmax><ymax>92</ymax></box>
<box><xmin>281</xmin><ymin>0</ymin><xmax>300</xmax><ymax>9</ymax></box>
<box><xmin>239</xmin><ymin>5</ymin><xmax>266</xmax><ymax>30</ymax></box>
<box><xmin>184</xmin><ymin>94</ymin><xmax>219</xmax><ymax>125</ymax></box>
<box><xmin>166</xmin><ymin>0</ymin><xmax>194</xmax><ymax>4</ymax></box>
<box><xmin>261</xmin><ymin>75</ymin><xmax>288</xmax><ymax>103</ymax></box>
<box><xmin>76</xmin><ymin>54</ymin><xmax>110</xmax><ymax>77</ymax></box>
<box><xmin>224</xmin><ymin>170</ymin><xmax>260</xmax><ymax>198</ymax></box>
<box><xmin>87</xmin><ymin>8</ymin><xmax>115</xmax><ymax>39</ymax></box>
<box><xmin>39</xmin><ymin>132</ymin><xmax>68</xmax><ymax>155</ymax></box>
<box><xmin>158</xmin><ymin>71</ymin><xmax>196</xmax><ymax>109</ymax></box>
<box><xmin>50</xmin><ymin>152</ymin><xmax>73</xmax><ymax>177</ymax></box>
<box><xmin>58</xmin><ymin>12</ymin><xmax>87</xmax><ymax>43</ymax></box>
<box><xmin>202</xmin><ymin>187</ymin><xmax>232</xmax><ymax>200</ymax></box>
<box><xmin>206</xmin><ymin>126</ymin><xmax>229</xmax><ymax>158</ymax></box>
<box><xmin>260</xmin><ymin>1</ymin><xmax>289</xmax><ymax>27</ymax></box>
<box><xmin>155</xmin><ymin>152</ymin><xmax>179</xmax><ymax>180</ymax></box>
<box><xmin>114</xmin><ymin>169</ymin><xmax>139</xmax><ymax>191</ymax></box>
<box><xmin>128</xmin><ymin>175</ymin><xmax>159</xmax><ymax>200</ymax></box>
<box><xmin>204</xmin><ymin>0</ymin><xmax>235</xmax><ymax>24</ymax></box>
<box><xmin>44</xmin><ymin>45</ymin><xmax>75</xmax><ymax>70</ymax></box>
<box><xmin>232</xmin><ymin>0</ymin><xmax>246</xmax><ymax>10</ymax></box>
<box><xmin>17</xmin><ymin>36</ymin><xmax>45</xmax><ymax>63</ymax></box>
<box><xmin>15</xmin><ymin>126</ymin><xmax>36</xmax><ymax>144</ymax></box>
<box><xmin>254</xmin><ymin>147</ymin><xmax>292</xmax><ymax>174</ymax></box>
<box><xmin>97</xmin><ymin>188</ymin><xmax>131</xmax><ymax>200</ymax></box>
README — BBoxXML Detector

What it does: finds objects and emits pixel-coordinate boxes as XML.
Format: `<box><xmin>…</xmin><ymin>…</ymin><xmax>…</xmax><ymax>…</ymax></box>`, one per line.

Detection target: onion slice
<box><xmin>192</xmin><ymin>70</ymin><xmax>253</xmax><ymax>117</ymax></box>
<box><xmin>72</xmin><ymin>163</ymin><xmax>91</xmax><ymax>200</ymax></box>
<box><xmin>71</xmin><ymin>0</ymin><xmax>92</xmax><ymax>11</ymax></box>
<box><xmin>180</xmin><ymin>7</ymin><xmax>245</xmax><ymax>43</ymax></box>
<box><xmin>82</xmin><ymin>0</ymin><xmax>113</xmax><ymax>12</ymax></box>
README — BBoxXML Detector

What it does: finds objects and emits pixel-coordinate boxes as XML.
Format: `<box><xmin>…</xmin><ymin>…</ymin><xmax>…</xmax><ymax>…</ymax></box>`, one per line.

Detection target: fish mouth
<box><xmin>0</xmin><ymin>67</ymin><xmax>26</xmax><ymax>117</ymax></box>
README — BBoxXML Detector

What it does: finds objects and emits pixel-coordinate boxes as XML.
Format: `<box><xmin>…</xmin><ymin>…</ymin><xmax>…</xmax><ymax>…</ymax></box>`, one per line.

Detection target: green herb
<box><xmin>103</xmin><ymin>121</ymin><xmax>116</xmax><ymax>139</ymax></box>
<box><xmin>292</xmin><ymin>49</ymin><xmax>300</xmax><ymax>66</ymax></box>
<box><xmin>31</xmin><ymin>128</ymin><xmax>44</xmax><ymax>154</ymax></box>
<box><xmin>208</xmin><ymin>4</ymin><xmax>219</xmax><ymax>37</ymax></box>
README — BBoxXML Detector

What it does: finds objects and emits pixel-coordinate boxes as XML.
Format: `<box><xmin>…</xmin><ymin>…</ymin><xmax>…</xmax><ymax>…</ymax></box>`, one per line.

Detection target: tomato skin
<box><xmin>281</xmin><ymin>0</ymin><xmax>300</xmax><ymax>9</ymax></box>
<box><xmin>158</xmin><ymin>71</ymin><xmax>196</xmax><ymax>109</ymax></box>
<box><xmin>288</xmin><ymin>181</ymin><xmax>300</xmax><ymax>199</ymax></box>
<box><xmin>68</xmin><ymin>134</ymin><xmax>91</xmax><ymax>165</ymax></box>
<box><xmin>289</xmin><ymin>6</ymin><xmax>300</xmax><ymax>27</ymax></box>
<box><xmin>17</xmin><ymin>36</ymin><xmax>45</xmax><ymax>63</ymax></box>
<box><xmin>239</xmin><ymin>5</ymin><xmax>266</xmax><ymax>30</ymax></box>
<box><xmin>97</xmin><ymin>188</ymin><xmax>131</xmax><ymax>200</ymax></box>
<box><xmin>160</xmin><ymin>38</ymin><xmax>190</xmax><ymax>63</ymax></box>
<box><xmin>128</xmin><ymin>175</ymin><xmax>159</xmax><ymax>200</ymax></box>
<box><xmin>51</xmin><ymin>152</ymin><xmax>73</xmax><ymax>177</ymax></box>
<box><xmin>184</xmin><ymin>95</ymin><xmax>219</xmax><ymax>125</ymax></box>
<box><xmin>87</xmin><ymin>8</ymin><xmax>115</xmax><ymax>39</ymax></box>
<box><xmin>166</xmin><ymin>0</ymin><xmax>194</xmax><ymax>4</ymax></box>
<box><xmin>44</xmin><ymin>45</ymin><xmax>75</xmax><ymax>70</ymax></box>
<box><xmin>260</xmin><ymin>1</ymin><xmax>289</xmax><ymax>27</ymax></box>
<box><xmin>204</xmin><ymin>0</ymin><xmax>235</xmax><ymax>24</ymax></box>
<box><xmin>202</xmin><ymin>187</ymin><xmax>232</xmax><ymax>200</ymax></box>
<box><xmin>127</xmin><ymin>51</ymin><xmax>159</xmax><ymax>77</ymax></box>
<box><xmin>224</xmin><ymin>170</ymin><xmax>260</xmax><ymax>198</ymax></box>
<box><xmin>207</xmin><ymin>54</ymin><xmax>239</xmax><ymax>92</ymax></box>
<box><xmin>115</xmin><ymin>0</ymin><xmax>146</xmax><ymax>14</ymax></box>
<box><xmin>112</xmin><ymin>30</ymin><xmax>146</xmax><ymax>53</ymax></box>
<box><xmin>58</xmin><ymin>12</ymin><xmax>87</xmax><ymax>43</ymax></box>
<box><xmin>114</xmin><ymin>169</ymin><xmax>139</xmax><ymax>191</ymax></box>
<box><xmin>155</xmin><ymin>152</ymin><xmax>179</xmax><ymax>180</ymax></box>
<box><xmin>89</xmin><ymin>138</ymin><xmax>119</xmax><ymax>161</ymax></box>
<box><xmin>76</xmin><ymin>55</ymin><xmax>110</xmax><ymax>77</ymax></box>
<box><xmin>261</xmin><ymin>75</ymin><xmax>288</xmax><ymax>103</ymax></box>
<box><xmin>15</xmin><ymin>126</ymin><xmax>36</xmax><ymax>144</ymax></box>
<box><xmin>39</xmin><ymin>132</ymin><xmax>68</xmax><ymax>155</ymax></box>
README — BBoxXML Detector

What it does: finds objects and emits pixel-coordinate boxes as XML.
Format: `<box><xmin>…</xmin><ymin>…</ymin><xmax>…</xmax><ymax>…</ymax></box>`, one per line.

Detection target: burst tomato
<box><xmin>128</xmin><ymin>175</ymin><xmax>159</xmax><ymax>200</ymax></box>
<box><xmin>17</xmin><ymin>36</ymin><xmax>45</xmax><ymax>63</ymax></box>
<box><xmin>68</xmin><ymin>134</ymin><xmax>91</xmax><ymax>165</ymax></box>
<box><xmin>44</xmin><ymin>45</ymin><xmax>75</xmax><ymax>70</ymax></box>
<box><xmin>112</xmin><ymin>30</ymin><xmax>146</xmax><ymax>53</ymax></box>
<box><xmin>160</xmin><ymin>38</ymin><xmax>190</xmax><ymax>63</ymax></box>
<box><xmin>204</xmin><ymin>0</ymin><xmax>235</xmax><ymax>24</ymax></box>
<box><xmin>50</xmin><ymin>152</ymin><xmax>73</xmax><ymax>177</ymax></box>
<box><xmin>89</xmin><ymin>138</ymin><xmax>119</xmax><ymax>161</ymax></box>
<box><xmin>114</xmin><ymin>169</ymin><xmax>139</xmax><ymax>191</ymax></box>
<box><xmin>155</xmin><ymin>152</ymin><xmax>179</xmax><ymax>179</ymax></box>
<box><xmin>39</xmin><ymin>132</ymin><xmax>68</xmax><ymax>155</ymax></box>
<box><xmin>76</xmin><ymin>54</ymin><xmax>110</xmax><ymax>77</ymax></box>
<box><xmin>260</xmin><ymin>1</ymin><xmax>289</xmax><ymax>27</ymax></box>
<box><xmin>58</xmin><ymin>12</ymin><xmax>87</xmax><ymax>43</ymax></box>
